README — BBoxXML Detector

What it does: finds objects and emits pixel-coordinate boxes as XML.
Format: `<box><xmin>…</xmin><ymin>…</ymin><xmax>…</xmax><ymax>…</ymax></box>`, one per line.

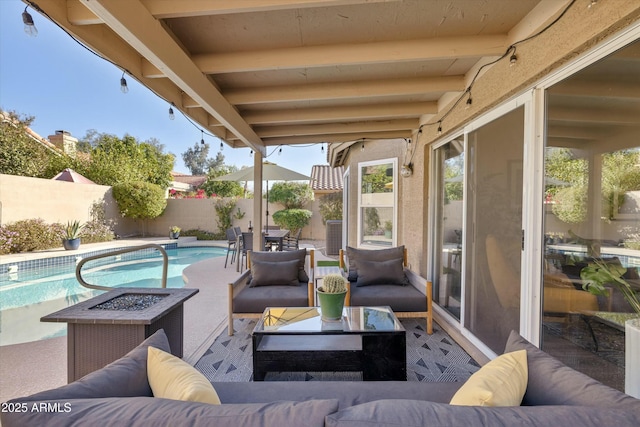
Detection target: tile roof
<box><xmin>310</xmin><ymin>165</ymin><xmax>344</xmax><ymax>192</ymax></box>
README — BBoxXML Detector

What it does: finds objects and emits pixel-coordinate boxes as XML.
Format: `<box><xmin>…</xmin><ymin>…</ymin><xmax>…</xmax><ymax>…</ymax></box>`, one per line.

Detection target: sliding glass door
<box><xmin>464</xmin><ymin>107</ymin><xmax>525</xmax><ymax>354</ymax></box>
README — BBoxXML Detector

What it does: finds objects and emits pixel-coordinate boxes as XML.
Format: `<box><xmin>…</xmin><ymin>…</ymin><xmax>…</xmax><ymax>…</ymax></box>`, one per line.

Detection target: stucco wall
<box><xmin>1</xmin><ymin>174</ymin><xmax>328</xmax><ymax>242</ymax></box>
<box><xmin>0</xmin><ymin>174</ymin><xmax>124</xmax><ymax>229</ymax></box>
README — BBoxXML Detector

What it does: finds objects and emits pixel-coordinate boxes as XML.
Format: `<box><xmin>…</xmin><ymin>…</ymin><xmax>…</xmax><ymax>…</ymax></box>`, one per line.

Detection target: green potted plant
<box><xmin>170</xmin><ymin>226</ymin><xmax>181</xmax><ymax>239</ymax></box>
<box><xmin>62</xmin><ymin>220</ymin><xmax>84</xmax><ymax>250</ymax></box>
<box><xmin>317</xmin><ymin>273</ymin><xmax>348</xmax><ymax>321</ymax></box>
<box><xmin>384</xmin><ymin>220</ymin><xmax>393</xmax><ymax>239</ymax></box>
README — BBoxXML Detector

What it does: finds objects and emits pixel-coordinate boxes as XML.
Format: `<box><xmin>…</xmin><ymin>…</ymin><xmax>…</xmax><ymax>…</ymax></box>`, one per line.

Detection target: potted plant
<box><xmin>170</xmin><ymin>226</ymin><xmax>181</xmax><ymax>239</ymax></box>
<box><xmin>573</xmin><ymin>231</ymin><xmax>640</xmax><ymax>397</ymax></box>
<box><xmin>317</xmin><ymin>273</ymin><xmax>348</xmax><ymax>321</ymax></box>
<box><xmin>384</xmin><ymin>220</ymin><xmax>393</xmax><ymax>239</ymax></box>
<box><xmin>62</xmin><ymin>220</ymin><xmax>84</xmax><ymax>250</ymax></box>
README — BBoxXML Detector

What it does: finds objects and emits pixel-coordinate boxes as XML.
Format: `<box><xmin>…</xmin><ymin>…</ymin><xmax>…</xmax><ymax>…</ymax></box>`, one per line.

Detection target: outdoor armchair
<box><xmin>339</xmin><ymin>246</ymin><xmax>433</xmax><ymax>334</ymax></box>
<box><xmin>228</xmin><ymin>248</ymin><xmax>314</xmax><ymax>335</ymax></box>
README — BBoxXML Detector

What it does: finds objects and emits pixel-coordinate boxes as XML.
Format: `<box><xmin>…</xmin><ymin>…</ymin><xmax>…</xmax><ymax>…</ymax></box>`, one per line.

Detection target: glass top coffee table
<box><xmin>252</xmin><ymin>306</ymin><xmax>406</xmax><ymax>381</ymax></box>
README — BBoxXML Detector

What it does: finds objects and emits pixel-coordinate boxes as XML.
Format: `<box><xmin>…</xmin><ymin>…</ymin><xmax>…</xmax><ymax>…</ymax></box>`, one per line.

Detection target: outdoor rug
<box><xmin>195</xmin><ymin>318</ymin><xmax>480</xmax><ymax>382</ymax></box>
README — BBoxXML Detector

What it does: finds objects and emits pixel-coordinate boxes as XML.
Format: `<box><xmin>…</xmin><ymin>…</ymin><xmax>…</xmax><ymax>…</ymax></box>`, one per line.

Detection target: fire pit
<box><xmin>91</xmin><ymin>293</ymin><xmax>167</xmax><ymax>311</ymax></box>
<box><xmin>42</xmin><ymin>287</ymin><xmax>198</xmax><ymax>382</ymax></box>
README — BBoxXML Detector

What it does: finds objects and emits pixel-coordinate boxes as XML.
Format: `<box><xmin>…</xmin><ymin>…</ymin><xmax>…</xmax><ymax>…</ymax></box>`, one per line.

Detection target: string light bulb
<box><xmin>219</xmin><ymin>141</ymin><xmax>224</xmax><ymax>151</ymax></box>
<box><xmin>278</xmin><ymin>147</ymin><xmax>282</xmax><ymax>156</ymax></box>
<box><xmin>250</xmin><ymin>150</ymin><xmax>253</xmax><ymax>158</ymax></box>
<box><xmin>321</xmin><ymin>143</ymin><xmax>325</xmax><ymax>154</ymax></box>
<box><xmin>120</xmin><ymin>73</ymin><xmax>129</xmax><ymax>94</ymax></box>
<box><xmin>200</xmin><ymin>130</ymin><xmax>205</xmax><ymax>145</ymax></box>
<box><xmin>168</xmin><ymin>104</ymin><xmax>175</xmax><ymax>120</ymax></box>
<box><xmin>437</xmin><ymin>121</ymin><xmax>443</xmax><ymax>136</ymax></box>
<box><xmin>588</xmin><ymin>0</ymin><xmax>597</xmax><ymax>8</ymax></box>
<box><xmin>22</xmin><ymin>7</ymin><xmax>38</xmax><ymax>37</ymax></box>
<box><xmin>361</xmin><ymin>141</ymin><xmax>365</xmax><ymax>152</ymax></box>
<box><xmin>510</xmin><ymin>53</ymin><xmax>518</xmax><ymax>66</ymax></box>
<box><xmin>465</xmin><ymin>95</ymin><xmax>472</xmax><ymax>110</ymax></box>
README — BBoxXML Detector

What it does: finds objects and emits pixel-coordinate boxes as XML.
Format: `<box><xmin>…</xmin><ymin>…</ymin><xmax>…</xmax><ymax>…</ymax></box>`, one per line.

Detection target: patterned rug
<box><xmin>195</xmin><ymin>318</ymin><xmax>480</xmax><ymax>382</ymax></box>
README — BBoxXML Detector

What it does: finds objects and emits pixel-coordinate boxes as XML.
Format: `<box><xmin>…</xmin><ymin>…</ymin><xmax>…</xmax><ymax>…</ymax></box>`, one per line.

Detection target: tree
<box><xmin>0</xmin><ymin>111</ymin><xmax>52</xmax><ymax>177</ymax></box>
<box><xmin>201</xmin><ymin>166</ymin><xmax>244</xmax><ymax>197</ymax></box>
<box><xmin>76</xmin><ymin>133</ymin><xmax>174</xmax><ymax>188</ymax></box>
<box><xmin>182</xmin><ymin>142</ymin><xmax>210</xmax><ymax>175</ymax></box>
<box><xmin>268</xmin><ymin>182</ymin><xmax>314</xmax><ymax>209</ymax></box>
<box><xmin>318</xmin><ymin>192</ymin><xmax>343</xmax><ymax>224</ymax></box>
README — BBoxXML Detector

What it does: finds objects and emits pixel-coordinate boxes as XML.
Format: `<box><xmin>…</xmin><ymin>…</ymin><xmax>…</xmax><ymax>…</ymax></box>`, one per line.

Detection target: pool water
<box><xmin>0</xmin><ymin>246</ymin><xmax>225</xmax><ymax>346</ymax></box>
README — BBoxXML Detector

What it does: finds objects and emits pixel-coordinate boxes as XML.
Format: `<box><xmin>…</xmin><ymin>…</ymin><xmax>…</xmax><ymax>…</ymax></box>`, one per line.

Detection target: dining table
<box><xmin>262</xmin><ymin>229</ymin><xmax>290</xmax><ymax>251</ymax></box>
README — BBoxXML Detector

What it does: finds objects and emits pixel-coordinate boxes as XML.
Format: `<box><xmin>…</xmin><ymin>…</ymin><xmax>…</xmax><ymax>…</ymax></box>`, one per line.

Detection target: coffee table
<box><xmin>252</xmin><ymin>306</ymin><xmax>406</xmax><ymax>381</ymax></box>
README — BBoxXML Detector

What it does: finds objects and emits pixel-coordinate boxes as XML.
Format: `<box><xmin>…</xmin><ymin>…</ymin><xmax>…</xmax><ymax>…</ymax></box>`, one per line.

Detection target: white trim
<box><xmin>357</xmin><ymin>157</ymin><xmax>398</xmax><ymax>248</ymax></box>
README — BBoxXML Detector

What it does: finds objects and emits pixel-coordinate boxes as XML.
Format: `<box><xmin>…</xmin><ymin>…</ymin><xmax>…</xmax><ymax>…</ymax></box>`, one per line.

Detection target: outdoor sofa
<box><xmin>3</xmin><ymin>328</ymin><xmax>638</xmax><ymax>427</ymax></box>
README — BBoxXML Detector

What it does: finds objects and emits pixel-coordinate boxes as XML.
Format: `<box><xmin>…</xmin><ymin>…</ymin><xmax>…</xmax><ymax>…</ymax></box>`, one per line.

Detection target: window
<box><xmin>358</xmin><ymin>159</ymin><xmax>396</xmax><ymax>247</ymax></box>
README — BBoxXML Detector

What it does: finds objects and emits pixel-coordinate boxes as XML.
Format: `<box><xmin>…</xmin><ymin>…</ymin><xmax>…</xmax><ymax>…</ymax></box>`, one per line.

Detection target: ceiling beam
<box><xmin>79</xmin><ymin>0</ymin><xmax>265</xmax><ymax>154</ymax></box>
<box><xmin>224</xmin><ymin>76</ymin><xmax>465</xmax><ymax>105</ymax></box>
<box><xmin>68</xmin><ymin>0</ymin><xmax>402</xmax><ymax>24</ymax></box>
<box><xmin>258</xmin><ymin>130</ymin><xmax>411</xmax><ymax>145</ymax></box>
<box><xmin>192</xmin><ymin>35</ymin><xmax>508</xmax><ymax>74</ymax></box>
<box><xmin>254</xmin><ymin>118</ymin><xmax>418</xmax><ymax>138</ymax></box>
<box><xmin>243</xmin><ymin>102</ymin><xmax>436</xmax><ymax>125</ymax></box>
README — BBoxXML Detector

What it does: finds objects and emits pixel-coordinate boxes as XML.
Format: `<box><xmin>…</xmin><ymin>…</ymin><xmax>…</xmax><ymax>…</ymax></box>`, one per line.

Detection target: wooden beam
<box><xmin>80</xmin><ymin>0</ymin><xmax>265</xmax><ymax>154</ymax></box>
<box><xmin>259</xmin><ymin>130</ymin><xmax>412</xmax><ymax>145</ymax></box>
<box><xmin>243</xmin><ymin>102</ymin><xmax>436</xmax><ymax>125</ymax></box>
<box><xmin>254</xmin><ymin>118</ymin><xmax>418</xmax><ymax>138</ymax></box>
<box><xmin>68</xmin><ymin>0</ymin><xmax>401</xmax><ymax>24</ymax></box>
<box><xmin>193</xmin><ymin>35</ymin><xmax>508</xmax><ymax>74</ymax></box>
<box><xmin>225</xmin><ymin>76</ymin><xmax>465</xmax><ymax>105</ymax></box>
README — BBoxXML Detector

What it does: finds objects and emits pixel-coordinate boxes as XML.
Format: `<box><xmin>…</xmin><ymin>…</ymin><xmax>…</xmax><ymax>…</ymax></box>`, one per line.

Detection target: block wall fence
<box><xmin>0</xmin><ymin>174</ymin><xmax>328</xmax><ymax>241</ymax></box>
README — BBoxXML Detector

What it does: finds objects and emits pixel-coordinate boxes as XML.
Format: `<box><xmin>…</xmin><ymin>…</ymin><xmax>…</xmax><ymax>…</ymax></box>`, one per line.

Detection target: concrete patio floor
<box><xmin>0</xmin><ymin>237</ymin><xmax>333</xmax><ymax>403</ymax></box>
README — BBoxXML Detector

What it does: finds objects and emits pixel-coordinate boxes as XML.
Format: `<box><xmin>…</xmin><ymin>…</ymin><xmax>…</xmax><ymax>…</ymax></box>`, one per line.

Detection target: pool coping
<box><xmin>0</xmin><ymin>237</ymin><xmax>228</xmax><ymax>274</ymax></box>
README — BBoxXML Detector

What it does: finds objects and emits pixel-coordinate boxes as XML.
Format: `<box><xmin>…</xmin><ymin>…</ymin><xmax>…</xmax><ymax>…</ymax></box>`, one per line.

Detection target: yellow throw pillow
<box><xmin>147</xmin><ymin>346</ymin><xmax>220</xmax><ymax>404</ymax></box>
<box><xmin>450</xmin><ymin>349</ymin><xmax>527</xmax><ymax>407</ymax></box>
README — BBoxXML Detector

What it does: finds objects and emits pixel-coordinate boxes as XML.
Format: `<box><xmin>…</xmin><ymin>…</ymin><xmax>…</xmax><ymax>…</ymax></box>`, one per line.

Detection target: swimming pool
<box><xmin>0</xmin><ymin>246</ymin><xmax>225</xmax><ymax>346</ymax></box>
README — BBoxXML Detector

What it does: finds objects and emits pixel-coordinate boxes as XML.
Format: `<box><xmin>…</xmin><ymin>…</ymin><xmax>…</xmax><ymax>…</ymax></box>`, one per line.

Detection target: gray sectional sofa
<box><xmin>2</xmin><ymin>329</ymin><xmax>639</xmax><ymax>427</ymax></box>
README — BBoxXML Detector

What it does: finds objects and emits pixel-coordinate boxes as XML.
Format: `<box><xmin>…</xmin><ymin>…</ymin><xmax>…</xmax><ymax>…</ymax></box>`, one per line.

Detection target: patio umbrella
<box><xmin>51</xmin><ymin>168</ymin><xmax>96</xmax><ymax>184</ymax></box>
<box><xmin>214</xmin><ymin>162</ymin><xmax>311</xmax><ymax>231</ymax></box>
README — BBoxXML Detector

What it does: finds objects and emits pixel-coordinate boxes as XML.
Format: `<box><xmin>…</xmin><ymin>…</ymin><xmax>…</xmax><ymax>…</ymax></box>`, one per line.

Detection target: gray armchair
<box><xmin>228</xmin><ymin>249</ymin><xmax>314</xmax><ymax>335</ymax></box>
<box><xmin>339</xmin><ymin>246</ymin><xmax>433</xmax><ymax>334</ymax></box>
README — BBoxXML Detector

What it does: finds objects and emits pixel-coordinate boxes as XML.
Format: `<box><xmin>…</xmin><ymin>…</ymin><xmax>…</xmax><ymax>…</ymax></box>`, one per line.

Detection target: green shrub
<box><xmin>3</xmin><ymin>219</ymin><xmax>63</xmax><ymax>253</ymax></box>
<box><xmin>113</xmin><ymin>181</ymin><xmax>167</xmax><ymax>220</ymax></box>
<box><xmin>214</xmin><ymin>198</ymin><xmax>237</xmax><ymax>237</ymax></box>
<box><xmin>181</xmin><ymin>229</ymin><xmax>217</xmax><ymax>240</ymax></box>
<box><xmin>272</xmin><ymin>209</ymin><xmax>312</xmax><ymax>235</ymax></box>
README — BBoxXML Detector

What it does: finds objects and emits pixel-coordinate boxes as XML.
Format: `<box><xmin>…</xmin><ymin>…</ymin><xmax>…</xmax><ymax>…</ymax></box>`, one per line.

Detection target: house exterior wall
<box><xmin>337</xmin><ymin>1</ymin><xmax>640</xmax><ymax>278</ymax></box>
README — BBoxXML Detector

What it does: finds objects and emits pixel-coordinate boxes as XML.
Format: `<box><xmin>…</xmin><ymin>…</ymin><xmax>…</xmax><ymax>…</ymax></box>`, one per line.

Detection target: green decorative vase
<box><xmin>317</xmin><ymin>290</ymin><xmax>346</xmax><ymax>321</ymax></box>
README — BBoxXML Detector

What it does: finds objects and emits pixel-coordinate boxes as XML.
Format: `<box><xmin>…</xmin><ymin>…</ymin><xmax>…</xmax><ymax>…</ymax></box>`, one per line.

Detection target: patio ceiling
<box><xmin>29</xmin><ymin>0</ymin><xmax>570</xmax><ymax>156</ymax></box>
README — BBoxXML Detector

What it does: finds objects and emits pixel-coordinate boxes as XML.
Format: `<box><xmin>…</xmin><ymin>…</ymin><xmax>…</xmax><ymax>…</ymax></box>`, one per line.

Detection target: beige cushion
<box><xmin>147</xmin><ymin>347</ymin><xmax>220</xmax><ymax>404</ymax></box>
<box><xmin>450</xmin><ymin>349</ymin><xmax>527</xmax><ymax>407</ymax></box>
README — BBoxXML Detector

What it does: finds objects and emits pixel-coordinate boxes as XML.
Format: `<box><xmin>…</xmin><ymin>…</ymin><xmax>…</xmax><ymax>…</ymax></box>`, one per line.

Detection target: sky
<box><xmin>0</xmin><ymin>0</ymin><xmax>326</xmax><ymax>176</ymax></box>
